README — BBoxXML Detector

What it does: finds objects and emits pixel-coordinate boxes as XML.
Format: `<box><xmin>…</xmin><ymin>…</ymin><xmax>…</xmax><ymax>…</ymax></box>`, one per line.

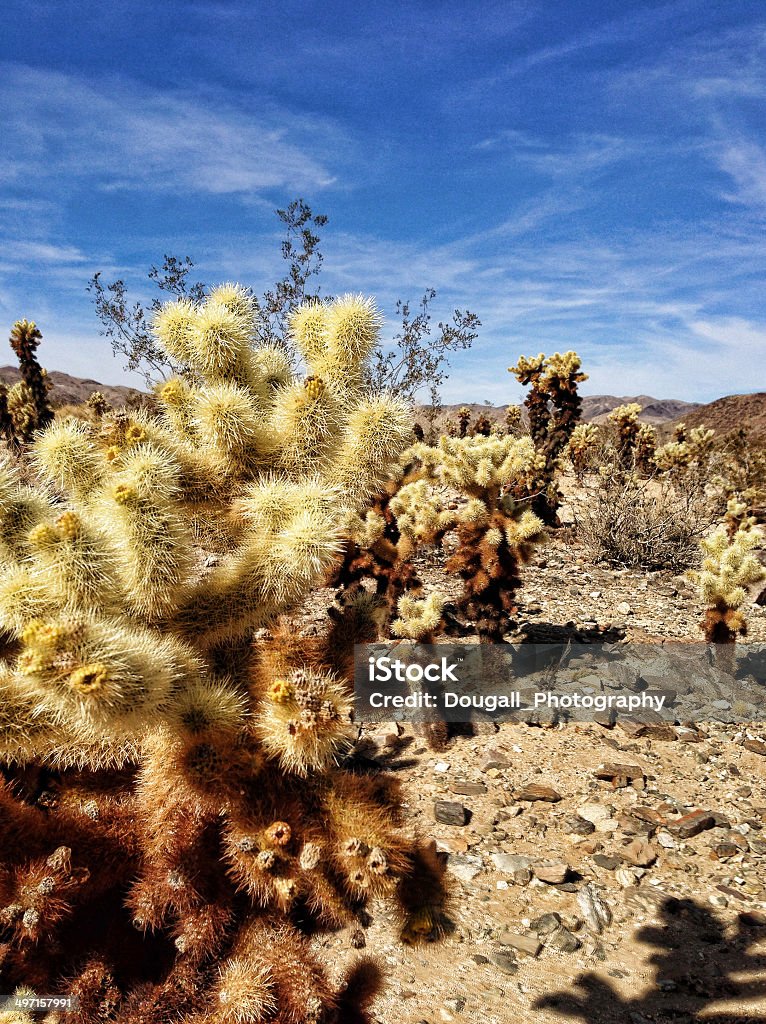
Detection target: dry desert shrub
<box><xmin>574</xmin><ymin>451</ymin><xmax>719</xmax><ymax>570</ymax></box>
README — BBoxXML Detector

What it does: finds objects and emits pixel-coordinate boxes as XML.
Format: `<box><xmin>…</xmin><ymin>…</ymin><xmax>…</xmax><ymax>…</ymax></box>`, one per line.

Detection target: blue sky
<box><xmin>1</xmin><ymin>0</ymin><xmax>764</xmax><ymax>403</ymax></box>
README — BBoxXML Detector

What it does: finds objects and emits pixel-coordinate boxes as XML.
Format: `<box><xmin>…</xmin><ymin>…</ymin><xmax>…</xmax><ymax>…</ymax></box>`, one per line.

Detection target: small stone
<box><xmin>716</xmin><ymin>884</ymin><xmax>752</xmax><ymax>901</ymax></box>
<box><xmin>577</xmin><ymin>883</ymin><xmax>612</xmax><ymax>934</ymax></box>
<box><xmin>616</xmin><ymin>866</ymin><xmax>642</xmax><ymax>888</ymax></box>
<box><xmin>481</xmin><ymin>750</ymin><xmax>512</xmax><ymax>771</ymax></box>
<box><xmin>578</xmin><ymin>802</ymin><xmax>613</xmax><ymax>824</ymax></box>
<box><xmin>594</xmin><ymin>818</ymin><xmax>620</xmax><ymax>834</ymax></box>
<box><xmin>632</xmin><ymin>806</ymin><xmax>667</xmax><ymax>826</ymax></box>
<box><xmin>622</xmin><ymin>839</ymin><xmax>657</xmax><ymax>867</ymax></box>
<box><xmin>369</xmin><ymin>721</ymin><xmax>402</xmax><ymax>746</ymax></box>
<box><xmin>594</xmin><ymin>763</ymin><xmax>646</xmax><ymax>789</ymax></box>
<box><xmin>578</xmin><ymin>838</ymin><xmax>602</xmax><ymax>855</ymax></box>
<box><xmin>513</xmin><ymin>783</ymin><xmax>562</xmax><ymax>802</ymax></box>
<box><xmin>497</xmin><ymin>805</ymin><xmax>522</xmax><ymax>820</ymax></box>
<box><xmin>667</xmin><ymin>810</ymin><xmax>715</xmax><ymax>839</ymax></box>
<box><xmin>616</xmin><ymin>602</ymin><xmax>632</xmax><ymax>616</ymax></box>
<box><xmin>434</xmin><ymin>801</ymin><xmax>468</xmax><ymax>826</ymax></box>
<box><xmin>656</xmin><ymin>831</ymin><xmax>676</xmax><ymax>849</ymax></box>
<box><xmin>435</xmin><ymin>836</ymin><xmax>469</xmax><ymax>855</ymax></box>
<box><xmin>546</xmin><ymin>926</ymin><xmax>581</xmax><ymax>953</ymax></box>
<box><xmin>491</xmin><ymin>853</ymin><xmax>532</xmax><ymax>874</ymax></box>
<box><xmin>592</xmin><ymin>854</ymin><xmax>620</xmax><ymax>871</ymax></box>
<box><xmin>489</xmin><ymin>950</ymin><xmax>518</xmax><ymax>974</ymax></box>
<box><xmin>565</xmin><ymin>814</ymin><xmax>596</xmax><ymax>836</ymax></box>
<box><xmin>676</xmin><ymin>726</ymin><xmax>702</xmax><ymax>742</ymax></box>
<box><xmin>433</xmin><ymin>761</ymin><xmax>451</xmax><ymax>773</ymax></box>
<box><xmin>710</xmin><ymin>842</ymin><xmax>739</xmax><ymax>861</ymax></box>
<box><xmin>533</xmin><ymin>860</ymin><xmax>570</xmax><ymax>884</ymax></box>
<box><xmin>497</xmin><ymin>931</ymin><xmax>542</xmax><ymax>956</ymax></box>
<box><xmin>743</xmin><ymin>738</ymin><xmax>766</xmax><ymax>757</ymax></box>
<box><xmin>530</xmin><ymin>912</ymin><xmax>561</xmax><ymax>936</ymax></box>
<box><xmin>444</xmin><ymin>997</ymin><xmax>466</xmax><ymax>1014</ymax></box>
<box><xmin>446</xmin><ymin>853</ymin><xmax>483</xmax><ymax>882</ymax></box>
<box><xmin>617</xmin><ymin>813</ymin><xmax>655</xmax><ymax>837</ymax></box>
<box><xmin>739</xmin><ymin>910</ymin><xmax>766</xmax><ymax>927</ymax></box>
<box><xmin>618</xmin><ymin>719</ymin><xmax>677</xmax><ymax>741</ymax></box>
<box><xmin>582</xmin><ymin>938</ymin><xmax>607</xmax><ymax>960</ymax></box>
<box><xmin>451</xmin><ymin>782</ymin><xmax>488</xmax><ymax>796</ymax></box>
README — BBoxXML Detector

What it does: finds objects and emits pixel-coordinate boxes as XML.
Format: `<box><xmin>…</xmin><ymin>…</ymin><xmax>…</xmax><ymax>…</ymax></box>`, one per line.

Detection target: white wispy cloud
<box><xmin>0</xmin><ymin>63</ymin><xmax>346</xmax><ymax>196</ymax></box>
<box><xmin>714</xmin><ymin>137</ymin><xmax>766</xmax><ymax>212</ymax></box>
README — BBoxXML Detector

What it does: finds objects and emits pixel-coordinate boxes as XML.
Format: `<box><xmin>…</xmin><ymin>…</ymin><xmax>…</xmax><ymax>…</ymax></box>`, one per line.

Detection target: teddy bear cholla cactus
<box><xmin>689</xmin><ymin>518</ymin><xmax>765</xmax><ymax>643</ymax></box>
<box><xmin>566</xmin><ymin>422</ymin><xmax>599</xmax><ymax>476</ymax></box>
<box><xmin>337</xmin><ymin>433</ymin><xmax>545</xmax><ymax>644</ymax></box>
<box><xmin>0</xmin><ymin>288</ymin><xmax>448</xmax><ymax>1023</ymax></box>
<box><xmin>405</xmin><ymin>433</ymin><xmax>546</xmax><ymax>642</ymax></box>
<box><xmin>0</xmin><ymin>320</ymin><xmax>54</xmax><ymax>453</ymax></box>
<box><xmin>654</xmin><ymin>425</ymin><xmax>715</xmax><ymax>473</ymax></box>
<box><xmin>507</xmin><ymin>351</ymin><xmax>587</xmax><ymax>524</ymax></box>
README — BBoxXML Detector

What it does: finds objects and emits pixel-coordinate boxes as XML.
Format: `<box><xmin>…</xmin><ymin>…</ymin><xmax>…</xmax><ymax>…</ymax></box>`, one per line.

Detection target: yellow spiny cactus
<box><xmin>337</xmin><ymin>433</ymin><xmax>545</xmax><ymax>644</ymax></box>
<box><xmin>567</xmin><ymin>422</ymin><xmax>599</xmax><ymax>475</ymax></box>
<box><xmin>391</xmin><ymin>592</ymin><xmax>447</xmax><ymax>640</ymax></box>
<box><xmin>688</xmin><ymin>521</ymin><xmax>765</xmax><ymax>643</ymax></box>
<box><xmin>0</xmin><ymin>289</ymin><xmax>410</xmax><ymax>768</ymax></box>
<box><xmin>0</xmin><ymin>290</ymin><xmax>445</xmax><ymax>1018</ymax></box>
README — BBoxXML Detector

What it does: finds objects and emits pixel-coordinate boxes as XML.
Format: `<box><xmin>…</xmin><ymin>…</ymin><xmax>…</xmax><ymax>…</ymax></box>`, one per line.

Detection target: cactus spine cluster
<box><xmin>0</xmin><ymin>288</ymin><xmax>448</xmax><ymax>1022</ymax></box>
<box><xmin>508</xmin><ymin>351</ymin><xmax>587</xmax><ymax>523</ymax></box>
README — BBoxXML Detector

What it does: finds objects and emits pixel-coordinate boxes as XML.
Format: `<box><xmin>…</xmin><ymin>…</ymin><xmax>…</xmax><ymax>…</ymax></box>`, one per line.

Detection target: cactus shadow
<box><xmin>517</xmin><ymin>622</ymin><xmax>626</xmax><ymax>644</ymax></box>
<box><xmin>533</xmin><ymin>896</ymin><xmax>766</xmax><ymax>1023</ymax></box>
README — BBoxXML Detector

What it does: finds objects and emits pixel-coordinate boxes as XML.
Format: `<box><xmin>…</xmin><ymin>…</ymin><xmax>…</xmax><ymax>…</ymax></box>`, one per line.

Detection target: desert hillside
<box><xmin>669</xmin><ymin>392</ymin><xmax>766</xmax><ymax>443</ymax></box>
<box><xmin>0</xmin><ymin>366</ymin><xmax>144</xmax><ymax>408</ymax></box>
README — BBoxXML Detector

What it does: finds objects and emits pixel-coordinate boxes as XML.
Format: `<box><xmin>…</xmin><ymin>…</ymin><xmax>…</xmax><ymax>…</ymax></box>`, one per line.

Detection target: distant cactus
<box><xmin>688</xmin><ymin>521</ymin><xmax>765</xmax><ymax>643</ymax></box>
<box><xmin>8</xmin><ymin>320</ymin><xmax>53</xmax><ymax>437</ymax></box>
<box><xmin>0</xmin><ymin>384</ymin><xmax>18</xmax><ymax>453</ymax></box>
<box><xmin>413</xmin><ymin>434</ymin><xmax>546</xmax><ymax>641</ymax></box>
<box><xmin>634</xmin><ymin>422</ymin><xmax>657</xmax><ymax>474</ymax></box>
<box><xmin>473</xmin><ymin>412</ymin><xmax>492</xmax><ymax>436</ymax></box>
<box><xmin>0</xmin><ymin>289</ymin><xmax>446</xmax><ymax>1019</ymax></box>
<box><xmin>504</xmin><ymin>403</ymin><xmax>522</xmax><ymax>434</ymax></box>
<box><xmin>457</xmin><ymin>405</ymin><xmax>471</xmax><ymax>437</ymax></box>
<box><xmin>724</xmin><ymin>495</ymin><xmax>756</xmax><ymax>539</ymax></box>
<box><xmin>508</xmin><ymin>351</ymin><xmax>587</xmax><ymax>523</ymax></box>
<box><xmin>0</xmin><ymin>321</ymin><xmax>54</xmax><ymax>451</ymax></box>
<box><xmin>86</xmin><ymin>390</ymin><xmax>111</xmax><ymax>418</ymax></box>
<box><xmin>607</xmin><ymin>402</ymin><xmax>642</xmax><ymax>466</ymax></box>
<box><xmin>334</xmin><ymin>434</ymin><xmax>545</xmax><ymax>643</ymax></box>
<box><xmin>567</xmin><ymin>422</ymin><xmax>599</xmax><ymax>476</ymax></box>
<box><xmin>6</xmin><ymin>382</ymin><xmax>37</xmax><ymax>442</ymax></box>
<box><xmin>655</xmin><ymin>425</ymin><xmax>715</xmax><ymax>473</ymax></box>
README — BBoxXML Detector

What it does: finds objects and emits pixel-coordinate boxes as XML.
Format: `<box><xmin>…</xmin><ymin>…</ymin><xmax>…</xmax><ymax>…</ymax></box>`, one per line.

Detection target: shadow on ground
<box><xmin>534</xmin><ymin>897</ymin><xmax>766</xmax><ymax>1024</ymax></box>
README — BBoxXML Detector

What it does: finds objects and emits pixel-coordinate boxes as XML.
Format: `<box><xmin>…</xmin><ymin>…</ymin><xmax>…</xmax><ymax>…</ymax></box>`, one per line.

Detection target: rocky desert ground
<box><xmin>294</xmin><ymin>528</ymin><xmax>766</xmax><ymax>1024</ymax></box>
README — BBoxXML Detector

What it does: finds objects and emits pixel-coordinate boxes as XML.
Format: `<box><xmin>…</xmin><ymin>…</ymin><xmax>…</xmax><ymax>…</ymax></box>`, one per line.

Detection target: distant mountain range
<box><xmin>0</xmin><ymin>367</ymin><xmax>143</xmax><ymax>408</ymax></box>
<box><xmin>423</xmin><ymin>393</ymin><xmax>766</xmax><ymax>442</ymax></box>
<box><xmin>580</xmin><ymin>394</ymin><xmax>700</xmax><ymax>425</ymax></box>
<box><xmin>1</xmin><ymin>366</ymin><xmax>763</xmax><ymax>443</ymax></box>
<box><xmin>432</xmin><ymin>395</ymin><xmax>700</xmax><ymax>426</ymax></box>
